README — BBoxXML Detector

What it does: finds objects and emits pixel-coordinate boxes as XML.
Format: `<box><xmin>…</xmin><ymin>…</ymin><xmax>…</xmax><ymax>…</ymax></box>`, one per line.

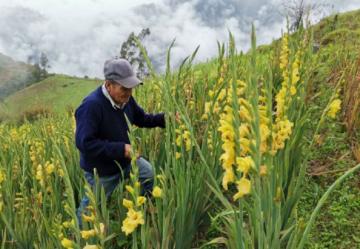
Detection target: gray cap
<box><xmin>104</xmin><ymin>58</ymin><xmax>142</xmax><ymax>88</ymax></box>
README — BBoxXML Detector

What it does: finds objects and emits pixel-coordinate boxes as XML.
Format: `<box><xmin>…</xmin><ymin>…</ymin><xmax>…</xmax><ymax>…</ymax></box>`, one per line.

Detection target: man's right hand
<box><xmin>124</xmin><ymin>144</ymin><xmax>132</xmax><ymax>159</ymax></box>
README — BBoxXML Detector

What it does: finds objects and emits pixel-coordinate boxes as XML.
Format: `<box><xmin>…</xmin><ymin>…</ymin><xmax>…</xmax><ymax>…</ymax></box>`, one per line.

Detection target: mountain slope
<box><xmin>0</xmin><ymin>52</ymin><xmax>39</xmax><ymax>100</ymax></box>
<box><xmin>0</xmin><ymin>75</ymin><xmax>100</xmax><ymax>118</ymax></box>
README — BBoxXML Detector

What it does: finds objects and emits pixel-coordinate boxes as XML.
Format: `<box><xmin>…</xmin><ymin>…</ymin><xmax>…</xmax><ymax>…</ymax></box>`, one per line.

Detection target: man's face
<box><xmin>106</xmin><ymin>81</ymin><xmax>133</xmax><ymax>105</ymax></box>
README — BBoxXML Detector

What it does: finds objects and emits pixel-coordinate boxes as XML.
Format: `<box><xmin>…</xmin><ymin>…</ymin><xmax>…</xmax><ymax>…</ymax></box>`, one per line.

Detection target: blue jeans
<box><xmin>76</xmin><ymin>157</ymin><xmax>154</xmax><ymax>227</ymax></box>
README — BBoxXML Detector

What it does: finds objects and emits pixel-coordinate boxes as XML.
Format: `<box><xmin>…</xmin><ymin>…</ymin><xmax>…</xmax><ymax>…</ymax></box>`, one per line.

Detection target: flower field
<box><xmin>0</xmin><ymin>27</ymin><xmax>359</xmax><ymax>249</ymax></box>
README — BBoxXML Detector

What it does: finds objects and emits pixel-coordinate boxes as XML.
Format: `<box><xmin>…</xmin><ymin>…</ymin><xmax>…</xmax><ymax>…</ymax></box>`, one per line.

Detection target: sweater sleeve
<box><xmin>131</xmin><ymin>97</ymin><xmax>165</xmax><ymax>128</ymax></box>
<box><xmin>75</xmin><ymin>100</ymin><xmax>126</xmax><ymax>160</ymax></box>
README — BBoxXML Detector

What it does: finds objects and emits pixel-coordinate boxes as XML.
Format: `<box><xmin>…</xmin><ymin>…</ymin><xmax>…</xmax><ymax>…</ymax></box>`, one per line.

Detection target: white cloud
<box><xmin>0</xmin><ymin>0</ymin><xmax>359</xmax><ymax>78</ymax></box>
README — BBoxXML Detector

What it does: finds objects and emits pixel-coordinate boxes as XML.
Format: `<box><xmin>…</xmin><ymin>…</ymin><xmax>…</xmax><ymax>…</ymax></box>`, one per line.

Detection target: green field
<box><xmin>0</xmin><ymin>75</ymin><xmax>101</xmax><ymax>119</ymax></box>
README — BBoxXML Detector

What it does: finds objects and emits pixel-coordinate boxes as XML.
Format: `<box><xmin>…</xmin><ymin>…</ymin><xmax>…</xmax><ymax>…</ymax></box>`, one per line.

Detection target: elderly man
<box><xmin>75</xmin><ymin>58</ymin><xmax>165</xmax><ymax>225</ymax></box>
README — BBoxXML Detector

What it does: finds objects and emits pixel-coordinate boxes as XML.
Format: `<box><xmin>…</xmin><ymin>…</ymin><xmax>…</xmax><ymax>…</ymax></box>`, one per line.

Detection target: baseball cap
<box><xmin>103</xmin><ymin>58</ymin><xmax>142</xmax><ymax>88</ymax></box>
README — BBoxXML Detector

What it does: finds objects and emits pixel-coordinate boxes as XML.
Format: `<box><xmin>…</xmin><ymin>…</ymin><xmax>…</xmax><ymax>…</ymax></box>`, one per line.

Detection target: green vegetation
<box><xmin>0</xmin><ymin>75</ymin><xmax>100</xmax><ymax>120</ymax></box>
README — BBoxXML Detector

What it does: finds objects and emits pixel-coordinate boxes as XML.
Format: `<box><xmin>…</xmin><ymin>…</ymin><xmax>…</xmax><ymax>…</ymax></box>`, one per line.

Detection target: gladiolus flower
<box><xmin>236</xmin><ymin>156</ymin><xmax>254</xmax><ymax>174</ymax></box>
<box><xmin>222</xmin><ymin>168</ymin><xmax>235</xmax><ymax>190</ymax></box>
<box><xmin>327</xmin><ymin>99</ymin><xmax>341</xmax><ymax>118</ymax></box>
<box><xmin>152</xmin><ymin>186</ymin><xmax>162</xmax><ymax>198</ymax></box>
<box><xmin>122</xmin><ymin>199</ymin><xmax>134</xmax><ymax>209</ymax></box>
<box><xmin>81</xmin><ymin>229</ymin><xmax>97</xmax><ymax>240</ymax></box>
<box><xmin>121</xmin><ymin>208</ymin><xmax>144</xmax><ymax>236</ymax></box>
<box><xmin>233</xmin><ymin>177</ymin><xmax>251</xmax><ymax>201</ymax></box>
<box><xmin>136</xmin><ymin>196</ymin><xmax>146</xmax><ymax>206</ymax></box>
<box><xmin>61</xmin><ymin>238</ymin><xmax>74</xmax><ymax>248</ymax></box>
<box><xmin>260</xmin><ymin>165</ymin><xmax>267</xmax><ymax>176</ymax></box>
<box><xmin>125</xmin><ymin>185</ymin><xmax>135</xmax><ymax>194</ymax></box>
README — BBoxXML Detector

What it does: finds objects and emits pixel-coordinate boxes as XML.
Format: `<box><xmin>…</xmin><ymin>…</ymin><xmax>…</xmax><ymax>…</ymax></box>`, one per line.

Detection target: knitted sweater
<box><xmin>75</xmin><ymin>86</ymin><xmax>165</xmax><ymax>176</ymax></box>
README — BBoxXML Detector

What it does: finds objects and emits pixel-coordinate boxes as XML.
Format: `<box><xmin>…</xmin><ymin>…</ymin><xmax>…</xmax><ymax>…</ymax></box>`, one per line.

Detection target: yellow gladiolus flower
<box><xmin>81</xmin><ymin>229</ymin><xmax>97</xmax><ymax>240</ymax></box>
<box><xmin>222</xmin><ymin>168</ymin><xmax>235</xmax><ymax>190</ymax></box>
<box><xmin>183</xmin><ymin>131</ymin><xmax>192</xmax><ymax>151</ymax></box>
<box><xmin>239</xmin><ymin>138</ymin><xmax>251</xmax><ymax>156</ymax></box>
<box><xmin>176</xmin><ymin>134</ymin><xmax>182</xmax><ymax>147</ymax></box>
<box><xmin>94</xmin><ymin>223</ymin><xmax>105</xmax><ymax>235</ymax></box>
<box><xmin>238</xmin><ymin>124</ymin><xmax>250</xmax><ymax>137</ymax></box>
<box><xmin>127</xmin><ymin>208</ymin><xmax>144</xmax><ymax>224</ymax></box>
<box><xmin>58</xmin><ymin>168</ymin><xmax>65</xmax><ymax>177</ymax></box>
<box><xmin>219</xmin><ymin>144</ymin><xmax>235</xmax><ymax>169</ymax></box>
<box><xmin>152</xmin><ymin>186</ymin><xmax>162</xmax><ymax>198</ymax></box>
<box><xmin>62</xmin><ymin>219</ymin><xmax>75</xmax><ymax>228</ymax></box>
<box><xmin>218</xmin><ymin>77</ymin><xmax>224</xmax><ymax>84</ymax></box>
<box><xmin>136</xmin><ymin>196</ymin><xmax>146</xmax><ymax>206</ymax></box>
<box><xmin>290</xmin><ymin>86</ymin><xmax>296</xmax><ymax>95</ymax></box>
<box><xmin>260</xmin><ymin>165</ymin><xmax>267</xmax><ymax>176</ymax></box>
<box><xmin>233</xmin><ymin>177</ymin><xmax>251</xmax><ymax>201</ymax></box>
<box><xmin>208</xmin><ymin>90</ymin><xmax>214</xmax><ymax>97</ymax></box>
<box><xmin>125</xmin><ymin>185</ymin><xmax>135</xmax><ymax>194</ymax></box>
<box><xmin>61</xmin><ymin>238</ymin><xmax>74</xmax><ymax>248</ymax></box>
<box><xmin>82</xmin><ymin>213</ymin><xmax>95</xmax><ymax>222</ymax></box>
<box><xmin>327</xmin><ymin>99</ymin><xmax>341</xmax><ymax>119</ymax></box>
<box><xmin>236</xmin><ymin>156</ymin><xmax>254</xmax><ymax>174</ymax></box>
<box><xmin>121</xmin><ymin>208</ymin><xmax>145</xmax><ymax>236</ymax></box>
<box><xmin>45</xmin><ymin>163</ymin><xmax>55</xmax><ymax>175</ymax></box>
<box><xmin>272</xmin><ymin>119</ymin><xmax>293</xmax><ymax>153</ymax></box>
<box><xmin>133</xmin><ymin>181</ymin><xmax>140</xmax><ymax>188</ymax></box>
<box><xmin>122</xmin><ymin>199</ymin><xmax>134</xmax><ymax>209</ymax></box>
<box><xmin>121</xmin><ymin>218</ymin><xmax>137</xmax><ymax>236</ymax></box>
<box><xmin>217</xmin><ymin>89</ymin><xmax>226</xmax><ymax>101</ymax></box>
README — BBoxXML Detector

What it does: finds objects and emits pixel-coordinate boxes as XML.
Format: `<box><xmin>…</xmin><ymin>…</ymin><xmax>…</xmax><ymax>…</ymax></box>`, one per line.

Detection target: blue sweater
<box><xmin>75</xmin><ymin>86</ymin><xmax>165</xmax><ymax>176</ymax></box>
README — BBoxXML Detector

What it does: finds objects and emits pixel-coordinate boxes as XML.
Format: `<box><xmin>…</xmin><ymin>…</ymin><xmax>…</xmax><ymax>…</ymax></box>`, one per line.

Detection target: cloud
<box><xmin>0</xmin><ymin>0</ymin><xmax>359</xmax><ymax>78</ymax></box>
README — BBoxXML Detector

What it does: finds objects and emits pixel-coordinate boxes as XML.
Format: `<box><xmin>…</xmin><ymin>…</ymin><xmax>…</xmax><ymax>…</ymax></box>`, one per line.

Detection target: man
<box><xmin>75</xmin><ymin>58</ymin><xmax>165</xmax><ymax>225</ymax></box>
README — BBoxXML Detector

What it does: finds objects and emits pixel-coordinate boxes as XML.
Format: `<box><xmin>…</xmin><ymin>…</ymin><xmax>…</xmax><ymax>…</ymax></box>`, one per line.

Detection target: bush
<box><xmin>321</xmin><ymin>28</ymin><xmax>360</xmax><ymax>45</ymax></box>
<box><xmin>18</xmin><ymin>106</ymin><xmax>53</xmax><ymax>123</ymax></box>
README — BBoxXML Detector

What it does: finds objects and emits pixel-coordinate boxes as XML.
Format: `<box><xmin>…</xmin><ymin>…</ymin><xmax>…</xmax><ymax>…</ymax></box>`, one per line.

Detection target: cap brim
<box><xmin>114</xmin><ymin>75</ymin><xmax>142</xmax><ymax>88</ymax></box>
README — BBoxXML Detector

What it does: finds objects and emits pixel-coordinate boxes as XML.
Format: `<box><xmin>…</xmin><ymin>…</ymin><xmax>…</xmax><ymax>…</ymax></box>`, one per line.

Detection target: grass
<box><xmin>0</xmin><ymin>75</ymin><xmax>101</xmax><ymax>119</ymax></box>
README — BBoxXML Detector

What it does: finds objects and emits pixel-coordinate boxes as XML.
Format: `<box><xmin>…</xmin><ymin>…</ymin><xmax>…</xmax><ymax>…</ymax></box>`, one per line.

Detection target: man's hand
<box><xmin>124</xmin><ymin>144</ymin><xmax>132</xmax><ymax>159</ymax></box>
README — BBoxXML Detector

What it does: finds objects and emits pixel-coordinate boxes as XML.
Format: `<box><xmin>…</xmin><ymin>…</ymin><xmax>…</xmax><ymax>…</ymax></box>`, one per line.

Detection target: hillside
<box><xmin>0</xmin><ymin>74</ymin><xmax>100</xmax><ymax>119</ymax></box>
<box><xmin>0</xmin><ymin>53</ymin><xmax>39</xmax><ymax>100</ymax></box>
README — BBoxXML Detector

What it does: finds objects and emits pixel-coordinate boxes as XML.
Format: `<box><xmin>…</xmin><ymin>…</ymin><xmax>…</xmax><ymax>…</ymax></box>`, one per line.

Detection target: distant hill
<box><xmin>0</xmin><ymin>53</ymin><xmax>39</xmax><ymax>100</ymax></box>
<box><xmin>0</xmin><ymin>74</ymin><xmax>101</xmax><ymax>119</ymax></box>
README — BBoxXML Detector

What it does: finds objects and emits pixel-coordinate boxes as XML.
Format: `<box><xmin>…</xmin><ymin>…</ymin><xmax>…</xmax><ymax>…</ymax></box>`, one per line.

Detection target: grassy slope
<box><xmin>298</xmin><ymin>9</ymin><xmax>360</xmax><ymax>249</ymax></box>
<box><xmin>0</xmin><ymin>75</ymin><xmax>101</xmax><ymax>118</ymax></box>
<box><xmin>0</xmin><ymin>53</ymin><xmax>36</xmax><ymax>99</ymax></box>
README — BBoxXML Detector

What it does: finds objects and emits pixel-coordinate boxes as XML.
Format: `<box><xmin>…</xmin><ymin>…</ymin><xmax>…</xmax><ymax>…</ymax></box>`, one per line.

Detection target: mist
<box><xmin>0</xmin><ymin>0</ymin><xmax>359</xmax><ymax>78</ymax></box>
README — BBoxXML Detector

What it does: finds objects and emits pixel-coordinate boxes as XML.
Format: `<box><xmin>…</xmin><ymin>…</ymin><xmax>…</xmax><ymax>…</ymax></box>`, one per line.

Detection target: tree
<box><xmin>31</xmin><ymin>63</ymin><xmax>42</xmax><ymax>82</ymax></box>
<box><xmin>120</xmin><ymin>28</ymin><xmax>150</xmax><ymax>79</ymax></box>
<box><xmin>27</xmin><ymin>51</ymin><xmax>50</xmax><ymax>81</ymax></box>
<box><xmin>282</xmin><ymin>0</ymin><xmax>328</xmax><ymax>32</ymax></box>
<box><xmin>39</xmin><ymin>52</ymin><xmax>50</xmax><ymax>79</ymax></box>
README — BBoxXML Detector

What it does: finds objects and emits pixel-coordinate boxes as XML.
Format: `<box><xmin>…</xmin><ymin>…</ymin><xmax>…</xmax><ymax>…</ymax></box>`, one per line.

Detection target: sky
<box><xmin>0</xmin><ymin>0</ymin><xmax>359</xmax><ymax>78</ymax></box>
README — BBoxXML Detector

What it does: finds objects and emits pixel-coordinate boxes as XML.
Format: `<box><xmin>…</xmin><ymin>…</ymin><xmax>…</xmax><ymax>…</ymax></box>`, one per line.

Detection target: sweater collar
<box><xmin>101</xmin><ymin>83</ymin><xmax>126</xmax><ymax>110</ymax></box>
